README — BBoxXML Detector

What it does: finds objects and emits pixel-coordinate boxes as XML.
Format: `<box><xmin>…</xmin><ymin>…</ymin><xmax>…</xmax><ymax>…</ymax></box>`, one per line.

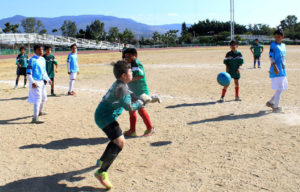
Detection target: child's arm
<box><xmin>260</xmin><ymin>45</ymin><xmax>264</xmax><ymax>54</ymax></box>
<box><xmin>223</xmin><ymin>53</ymin><xmax>230</xmax><ymax>72</ymax></box>
<box><xmin>54</xmin><ymin>57</ymin><xmax>58</xmax><ymax>73</ymax></box>
<box><xmin>115</xmin><ymin>84</ymin><xmax>143</xmax><ymax>111</ymax></box>
<box><xmin>131</xmin><ymin>65</ymin><xmax>144</xmax><ymax>81</ymax></box>
<box><xmin>250</xmin><ymin>46</ymin><xmax>254</xmax><ymax>54</ymax></box>
<box><xmin>269</xmin><ymin>44</ymin><xmax>279</xmax><ymax>74</ymax></box>
<box><xmin>67</xmin><ymin>55</ymin><xmax>71</xmax><ymax>74</ymax></box>
<box><xmin>16</xmin><ymin>56</ymin><xmax>21</xmax><ymax>68</ymax></box>
<box><xmin>26</xmin><ymin>59</ymin><xmax>37</xmax><ymax>88</ymax></box>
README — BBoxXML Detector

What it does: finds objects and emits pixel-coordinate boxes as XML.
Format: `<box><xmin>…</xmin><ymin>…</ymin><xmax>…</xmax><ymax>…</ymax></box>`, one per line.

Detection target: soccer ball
<box><xmin>217</xmin><ymin>72</ymin><xmax>231</xmax><ymax>86</ymax></box>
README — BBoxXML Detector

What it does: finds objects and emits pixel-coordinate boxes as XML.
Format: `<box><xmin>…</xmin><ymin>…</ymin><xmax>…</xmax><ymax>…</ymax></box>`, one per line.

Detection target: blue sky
<box><xmin>1</xmin><ymin>0</ymin><xmax>300</xmax><ymax>27</ymax></box>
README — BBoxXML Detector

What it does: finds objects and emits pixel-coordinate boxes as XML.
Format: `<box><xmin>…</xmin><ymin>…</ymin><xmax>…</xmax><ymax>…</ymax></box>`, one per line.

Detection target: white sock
<box><xmin>69</xmin><ymin>80</ymin><xmax>75</xmax><ymax>92</ymax></box>
<box><xmin>273</xmin><ymin>90</ymin><xmax>283</xmax><ymax>108</ymax></box>
<box><xmin>33</xmin><ymin>103</ymin><xmax>41</xmax><ymax>118</ymax></box>
<box><xmin>40</xmin><ymin>102</ymin><xmax>45</xmax><ymax>114</ymax></box>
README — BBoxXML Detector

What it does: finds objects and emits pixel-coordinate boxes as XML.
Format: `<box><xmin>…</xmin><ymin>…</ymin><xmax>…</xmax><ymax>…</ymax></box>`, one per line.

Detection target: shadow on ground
<box><xmin>0</xmin><ymin>96</ymin><xmax>28</xmax><ymax>102</ymax></box>
<box><xmin>0</xmin><ymin>116</ymin><xmax>32</xmax><ymax>125</ymax></box>
<box><xmin>166</xmin><ymin>101</ymin><xmax>217</xmax><ymax>109</ymax></box>
<box><xmin>150</xmin><ymin>141</ymin><xmax>172</xmax><ymax>147</ymax></box>
<box><xmin>20</xmin><ymin>137</ymin><xmax>109</xmax><ymax>150</ymax></box>
<box><xmin>188</xmin><ymin>110</ymin><xmax>270</xmax><ymax>125</ymax></box>
<box><xmin>0</xmin><ymin>166</ymin><xmax>108</xmax><ymax>192</ymax></box>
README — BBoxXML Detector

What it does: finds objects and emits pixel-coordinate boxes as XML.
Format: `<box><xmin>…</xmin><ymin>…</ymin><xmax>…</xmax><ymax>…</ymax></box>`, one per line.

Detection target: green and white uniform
<box><xmin>43</xmin><ymin>54</ymin><xmax>58</xmax><ymax>78</ymax></box>
<box><xmin>95</xmin><ymin>80</ymin><xmax>142</xmax><ymax>129</ymax></box>
<box><xmin>223</xmin><ymin>50</ymin><xmax>244</xmax><ymax>79</ymax></box>
<box><xmin>251</xmin><ymin>43</ymin><xmax>264</xmax><ymax>58</ymax></box>
<box><xmin>16</xmin><ymin>54</ymin><xmax>29</xmax><ymax>68</ymax></box>
<box><xmin>128</xmin><ymin>59</ymin><xmax>149</xmax><ymax>97</ymax></box>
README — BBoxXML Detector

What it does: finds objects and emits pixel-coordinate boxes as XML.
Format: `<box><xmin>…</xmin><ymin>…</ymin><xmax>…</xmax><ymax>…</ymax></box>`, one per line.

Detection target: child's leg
<box><xmin>24</xmin><ymin>75</ymin><xmax>27</xmax><ymax>86</ymax></box>
<box><xmin>254</xmin><ymin>58</ymin><xmax>257</xmax><ymax>68</ymax></box>
<box><xmin>69</xmin><ymin>79</ymin><xmax>75</xmax><ymax>92</ymax></box>
<box><xmin>129</xmin><ymin>111</ymin><xmax>137</xmax><ymax>132</ymax></box>
<box><xmin>221</xmin><ymin>84</ymin><xmax>229</xmax><ymax>98</ymax></box>
<box><xmin>273</xmin><ymin>90</ymin><xmax>283</xmax><ymax>108</ymax></box>
<box><xmin>15</xmin><ymin>75</ymin><xmax>20</xmax><ymax>86</ymax></box>
<box><xmin>138</xmin><ymin>108</ymin><xmax>153</xmax><ymax>131</ymax></box>
<box><xmin>258</xmin><ymin>58</ymin><xmax>261</xmax><ymax>68</ymax></box>
<box><xmin>51</xmin><ymin>78</ymin><xmax>55</xmax><ymax>94</ymax></box>
<box><xmin>234</xmin><ymin>79</ymin><xmax>239</xmax><ymax>98</ymax></box>
<box><xmin>33</xmin><ymin>102</ymin><xmax>41</xmax><ymax>118</ymax></box>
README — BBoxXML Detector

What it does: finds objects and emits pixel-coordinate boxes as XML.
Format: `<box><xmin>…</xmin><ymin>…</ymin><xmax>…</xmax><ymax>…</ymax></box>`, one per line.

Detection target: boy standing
<box><xmin>67</xmin><ymin>44</ymin><xmax>79</xmax><ymax>95</ymax></box>
<box><xmin>94</xmin><ymin>61</ymin><xmax>145</xmax><ymax>189</ymax></box>
<box><xmin>26</xmin><ymin>45</ymin><xmax>52</xmax><ymax>123</ymax></box>
<box><xmin>250</xmin><ymin>39</ymin><xmax>264</xmax><ymax>68</ymax></box>
<box><xmin>15</xmin><ymin>46</ymin><xmax>29</xmax><ymax>89</ymax></box>
<box><xmin>266</xmin><ymin>30</ymin><xmax>288</xmax><ymax>113</ymax></box>
<box><xmin>123</xmin><ymin>48</ymin><xmax>156</xmax><ymax>137</ymax></box>
<box><xmin>43</xmin><ymin>46</ymin><xmax>58</xmax><ymax>96</ymax></box>
<box><xmin>219</xmin><ymin>40</ymin><xmax>244</xmax><ymax>102</ymax></box>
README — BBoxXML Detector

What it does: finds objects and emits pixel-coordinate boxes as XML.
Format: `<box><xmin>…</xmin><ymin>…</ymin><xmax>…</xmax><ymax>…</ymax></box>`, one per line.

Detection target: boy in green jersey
<box><xmin>123</xmin><ymin>48</ymin><xmax>160</xmax><ymax>137</ymax></box>
<box><xmin>94</xmin><ymin>61</ymin><xmax>146</xmax><ymax>189</ymax></box>
<box><xmin>219</xmin><ymin>40</ymin><xmax>244</xmax><ymax>102</ymax></box>
<box><xmin>14</xmin><ymin>46</ymin><xmax>29</xmax><ymax>89</ymax></box>
<box><xmin>250</xmin><ymin>39</ymin><xmax>264</xmax><ymax>68</ymax></box>
<box><xmin>43</xmin><ymin>46</ymin><xmax>58</xmax><ymax>96</ymax></box>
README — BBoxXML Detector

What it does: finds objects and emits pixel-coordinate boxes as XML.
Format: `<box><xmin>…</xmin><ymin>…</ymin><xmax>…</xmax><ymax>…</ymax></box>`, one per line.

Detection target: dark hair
<box><xmin>19</xmin><ymin>46</ymin><xmax>26</xmax><ymax>51</ymax></box>
<box><xmin>229</xmin><ymin>40</ymin><xmax>238</xmax><ymax>45</ymax></box>
<box><xmin>113</xmin><ymin>60</ymin><xmax>131</xmax><ymax>79</ymax></box>
<box><xmin>255</xmin><ymin>39</ymin><xmax>259</xmax><ymax>41</ymax></box>
<box><xmin>274</xmin><ymin>29</ymin><xmax>284</xmax><ymax>36</ymax></box>
<box><xmin>124</xmin><ymin>48</ymin><xmax>137</xmax><ymax>56</ymax></box>
<box><xmin>33</xmin><ymin>44</ymin><xmax>42</xmax><ymax>51</ymax></box>
<box><xmin>44</xmin><ymin>45</ymin><xmax>51</xmax><ymax>50</ymax></box>
<box><xmin>70</xmin><ymin>43</ymin><xmax>77</xmax><ymax>49</ymax></box>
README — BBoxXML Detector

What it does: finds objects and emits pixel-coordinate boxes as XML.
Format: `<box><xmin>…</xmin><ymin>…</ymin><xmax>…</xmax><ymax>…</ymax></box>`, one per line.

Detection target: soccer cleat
<box><xmin>23</xmin><ymin>84</ymin><xmax>27</xmax><ymax>88</ymax></box>
<box><xmin>51</xmin><ymin>93</ymin><xmax>57</xmax><ymax>96</ymax></box>
<box><xmin>143</xmin><ymin>127</ymin><xmax>155</xmax><ymax>137</ymax></box>
<box><xmin>31</xmin><ymin>117</ymin><xmax>44</xmax><ymax>124</ymax></box>
<box><xmin>272</xmin><ymin>107</ymin><xmax>283</xmax><ymax>113</ymax></box>
<box><xmin>14</xmin><ymin>85</ymin><xmax>18</xmax><ymax>89</ymax></box>
<box><xmin>218</xmin><ymin>97</ymin><xmax>224</xmax><ymax>103</ymax></box>
<box><xmin>94</xmin><ymin>170</ymin><xmax>112</xmax><ymax>189</ymax></box>
<box><xmin>151</xmin><ymin>94</ymin><xmax>162</xmax><ymax>103</ymax></box>
<box><xmin>235</xmin><ymin>97</ymin><xmax>242</xmax><ymax>101</ymax></box>
<box><xmin>258</xmin><ymin>66</ymin><xmax>261</xmax><ymax>68</ymax></box>
<box><xmin>266</xmin><ymin>101</ymin><xmax>274</xmax><ymax>109</ymax></box>
<box><xmin>39</xmin><ymin>112</ymin><xmax>48</xmax><ymax>116</ymax></box>
<box><xmin>68</xmin><ymin>91</ymin><xmax>76</xmax><ymax>96</ymax></box>
<box><xmin>124</xmin><ymin>130</ymin><xmax>137</xmax><ymax>137</ymax></box>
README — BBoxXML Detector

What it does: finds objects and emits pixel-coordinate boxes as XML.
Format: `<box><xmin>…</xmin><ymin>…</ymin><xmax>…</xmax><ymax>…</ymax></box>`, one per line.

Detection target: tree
<box><xmin>152</xmin><ymin>31</ymin><xmax>161</xmax><ymax>44</ymax></box>
<box><xmin>248</xmin><ymin>24</ymin><xmax>273</xmax><ymax>35</ymax></box>
<box><xmin>279</xmin><ymin>15</ymin><xmax>299</xmax><ymax>40</ymax></box>
<box><xmin>3</xmin><ymin>22</ymin><xmax>12</xmax><ymax>33</ymax></box>
<box><xmin>76</xmin><ymin>29</ymin><xmax>86</xmax><ymax>39</ymax></box>
<box><xmin>21</xmin><ymin>17</ymin><xmax>37</xmax><ymax>33</ymax></box>
<box><xmin>61</xmin><ymin>20</ymin><xmax>77</xmax><ymax>37</ymax></box>
<box><xmin>39</xmin><ymin>29</ymin><xmax>47</xmax><ymax>35</ymax></box>
<box><xmin>122</xmin><ymin>28</ymin><xmax>135</xmax><ymax>43</ymax></box>
<box><xmin>88</xmin><ymin>20</ymin><xmax>106</xmax><ymax>41</ymax></box>
<box><xmin>107</xmin><ymin>27</ymin><xmax>120</xmax><ymax>42</ymax></box>
<box><xmin>36</xmin><ymin>20</ymin><xmax>44</xmax><ymax>33</ymax></box>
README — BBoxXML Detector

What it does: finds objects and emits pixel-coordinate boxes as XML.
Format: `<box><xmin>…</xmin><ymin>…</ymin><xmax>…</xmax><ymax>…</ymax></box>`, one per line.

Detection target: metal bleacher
<box><xmin>0</xmin><ymin>33</ymin><xmax>124</xmax><ymax>50</ymax></box>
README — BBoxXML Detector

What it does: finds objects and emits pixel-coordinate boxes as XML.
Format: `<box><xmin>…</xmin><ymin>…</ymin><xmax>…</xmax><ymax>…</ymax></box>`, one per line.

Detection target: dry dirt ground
<box><xmin>0</xmin><ymin>46</ymin><xmax>299</xmax><ymax>192</ymax></box>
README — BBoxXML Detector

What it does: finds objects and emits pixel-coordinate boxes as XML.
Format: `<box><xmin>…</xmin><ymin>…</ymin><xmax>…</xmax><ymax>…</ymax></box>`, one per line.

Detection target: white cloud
<box><xmin>167</xmin><ymin>13</ymin><xmax>179</xmax><ymax>17</ymax></box>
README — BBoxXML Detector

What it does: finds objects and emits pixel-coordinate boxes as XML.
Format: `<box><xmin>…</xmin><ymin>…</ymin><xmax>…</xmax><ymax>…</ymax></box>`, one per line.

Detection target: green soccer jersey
<box><xmin>43</xmin><ymin>54</ymin><xmax>58</xmax><ymax>78</ymax></box>
<box><xmin>223</xmin><ymin>50</ymin><xmax>244</xmax><ymax>79</ymax></box>
<box><xmin>128</xmin><ymin>59</ymin><xmax>150</xmax><ymax>97</ymax></box>
<box><xmin>95</xmin><ymin>80</ymin><xmax>142</xmax><ymax>129</ymax></box>
<box><xmin>251</xmin><ymin>43</ymin><xmax>264</xmax><ymax>57</ymax></box>
<box><xmin>16</xmin><ymin>54</ymin><xmax>28</xmax><ymax>68</ymax></box>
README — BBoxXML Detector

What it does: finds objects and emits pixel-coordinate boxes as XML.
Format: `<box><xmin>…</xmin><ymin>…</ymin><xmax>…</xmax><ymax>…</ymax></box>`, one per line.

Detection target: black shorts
<box><xmin>254</xmin><ymin>55</ymin><xmax>261</xmax><ymax>59</ymax></box>
<box><xmin>16</xmin><ymin>67</ymin><xmax>27</xmax><ymax>76</ymax></box>
<box><xmin>102</xmin><ymin>121</ymin><xmax>123</xmax><ymax>141</ymax></box>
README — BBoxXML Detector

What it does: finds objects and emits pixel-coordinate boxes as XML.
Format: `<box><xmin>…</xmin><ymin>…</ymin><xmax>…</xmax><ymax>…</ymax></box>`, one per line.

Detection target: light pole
<box><xmin>230</xmin><ymin>0</ymin><xmax>235</xmax><ymax>40</ymax></box>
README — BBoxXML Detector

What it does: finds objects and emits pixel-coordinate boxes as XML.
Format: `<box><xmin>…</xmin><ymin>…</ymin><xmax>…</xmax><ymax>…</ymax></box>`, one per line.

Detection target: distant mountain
<box><xmin>0</xmin><ymin>15</ymin><xmax>191</xmax><ymax>38</ymax></box>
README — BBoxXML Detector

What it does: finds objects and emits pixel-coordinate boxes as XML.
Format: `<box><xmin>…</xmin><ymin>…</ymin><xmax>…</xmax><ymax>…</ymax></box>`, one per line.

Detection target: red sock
<box><xmin>235</xmin><ymin>87</ymin><xmax>239</xmax><ymax>97</ymax></box>
<box><xmin>138</xmin><ymin>108</ymin><xmax>153</xmax><ymax>130</ymax></box>
<box><xmin>129</xmin><ymin>111</ymin><xmax>137</xmax><ymax>132</ymax></box>
<box><xmin>221</xmin><ymin>89</ymin><xmax>227</xmax><ymax>97</ymax></box>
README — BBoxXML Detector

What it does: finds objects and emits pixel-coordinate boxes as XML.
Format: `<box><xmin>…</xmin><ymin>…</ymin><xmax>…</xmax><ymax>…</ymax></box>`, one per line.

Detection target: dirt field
<box><xmin>0</xmin><ymin>46</ymin><xmax>299</xmax><ymax>192</ymax></box>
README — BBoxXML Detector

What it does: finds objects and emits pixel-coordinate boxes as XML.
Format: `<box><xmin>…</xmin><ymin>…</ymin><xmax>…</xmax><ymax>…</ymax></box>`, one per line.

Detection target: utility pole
<box><xmin>230</xmin><ymin>0</ymin><xmax>235</xmax><ymax>40</ymax></box>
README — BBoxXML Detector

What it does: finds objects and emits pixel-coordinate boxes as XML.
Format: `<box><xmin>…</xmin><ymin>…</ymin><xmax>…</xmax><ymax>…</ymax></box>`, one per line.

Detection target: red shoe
<box><xmin>124</xmin><ymin>129</ymin><xmax>137</xmax><ymax>137</ymax></box>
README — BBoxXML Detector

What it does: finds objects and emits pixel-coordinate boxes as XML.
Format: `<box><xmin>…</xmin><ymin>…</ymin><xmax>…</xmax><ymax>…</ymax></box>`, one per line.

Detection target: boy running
<box><xmin>43</xmin><ymin>46</ymin><xmax>58</xmax><ymax>96</ymax></box>
<box><xmin>266</xmin><ymin>30</ymin><xmax>288</xmax><ymax>113</ymax></box>
<box><xmin>250</xmin><ymin>39</ymin><xmax>264</xmax><ymax>68</ymax></box>
<box><xmin>14</xmin><ymin>46</ymin><xmax>29</xmax><ymax>89</ymax></box>
<box><xmin>94</xmin><ymin>61</ymin><xmax>145</xmax><ymax>189</ymax></box>
<box><xmin>67</xmin><ymin>44</ymin><xmax>79</xmax><ymax>95</ymax></box>
<box><xmin>219</xmin><ymin>40</ymin><xmax>244</xmax><ymax>102</ymax></box>
<box><xmin>123</xmin><ymin>48</ymin><xmax>159</xmax><ymax>137</ymax></box>
<box><xmin>26</xmin><ymin>45</ymin><xmax>52</xmax><ymax>123</ymax></box>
